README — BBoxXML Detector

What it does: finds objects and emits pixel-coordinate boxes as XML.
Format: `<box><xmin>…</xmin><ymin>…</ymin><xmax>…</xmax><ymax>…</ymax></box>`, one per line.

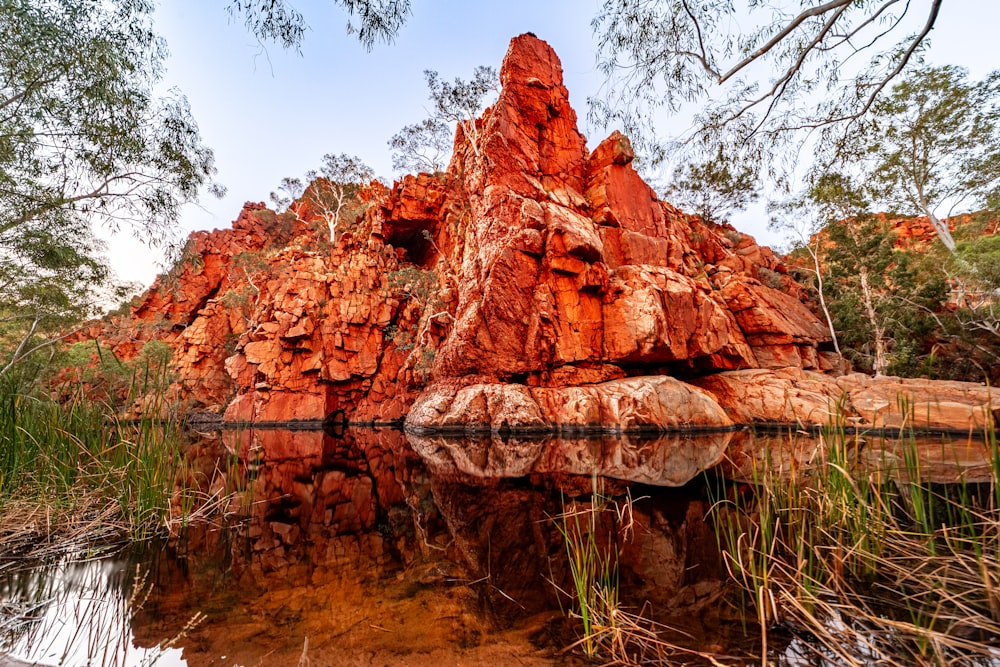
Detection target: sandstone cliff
<box><xmin>74</xmin><ymin>34</ymin><xmax>999</xmax><ymax>434</ymax></box>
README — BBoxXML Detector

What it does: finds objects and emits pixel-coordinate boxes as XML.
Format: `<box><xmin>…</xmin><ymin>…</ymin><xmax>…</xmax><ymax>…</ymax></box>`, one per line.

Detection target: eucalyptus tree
<box><xmin>270</xmin><ymin>153</ymin><xmax>374</xmax><ymax>244</ymax></box>
<box><xmin>388</xmin><ymin>118</ymin><xmax>453</xmax><ymax>174</ymax></box>
<box><xmin>389</xmin><ymin>66</ymin><xmax>498</xmax><ymax>173</ymax></box>
<box><xmin>840</xmin><ymin>65</ymin><xmax>1000</xmax><ymax>341</ymax></box>
<box><xmin>664</xmin><ymin>145</ymin><xmax>759</xmax><ymax>224</ymax></box>
<box><xmin>591</xmin><ymin>1</ymin><xmax>943</xmax><ymax>176</ymax></box>
<box><xmin>797</xmin><ymin>174</ymin><xmax>945</xmax><ymax>376</ymax></box>
<box><xmin>0</xmin><ymin>0</ymin><xmax>220</xmax><ymax>374</ymax></box>
<box><xmin>860</xmin><ymin>65</ymin><xmax>1000</xmax><ymax>254</ymax></box>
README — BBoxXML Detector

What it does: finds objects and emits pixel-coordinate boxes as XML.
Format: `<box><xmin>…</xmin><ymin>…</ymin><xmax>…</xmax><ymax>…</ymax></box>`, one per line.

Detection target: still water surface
<box><xmin>0</xmin><ymin>427</ymin><xmax>995</xmax><ymax>665</ymax></box>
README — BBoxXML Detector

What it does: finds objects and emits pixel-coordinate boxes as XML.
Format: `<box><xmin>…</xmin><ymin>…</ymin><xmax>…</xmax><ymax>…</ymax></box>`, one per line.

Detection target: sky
<box><xmin>104</xmin><ymin>1</ymin><xmax>1000</xmax><ymax>289</ymax></box>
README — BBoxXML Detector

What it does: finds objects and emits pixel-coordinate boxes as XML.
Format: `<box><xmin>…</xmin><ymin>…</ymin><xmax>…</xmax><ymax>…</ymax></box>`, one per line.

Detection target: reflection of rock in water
<box><xmin>130</xmin><ymin>428</ymin><xmax>727</xmax><ymax>665</ymax></box>
<box><xmin>408</xmin><ymin>431</ymin><xmax>732</xmax><ymax>487</ymax></box>
<box><xmin>719</xmin><ymin>429</ymin><xmax>999</xmax><ymax>485</ymax></box>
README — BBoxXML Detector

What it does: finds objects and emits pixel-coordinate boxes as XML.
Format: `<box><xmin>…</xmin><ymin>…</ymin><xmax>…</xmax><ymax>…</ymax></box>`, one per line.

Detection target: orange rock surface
<box><xmin>69</xmin><ymin>34</ymin><xmax>998</xmax><ymax>434</ymax></box>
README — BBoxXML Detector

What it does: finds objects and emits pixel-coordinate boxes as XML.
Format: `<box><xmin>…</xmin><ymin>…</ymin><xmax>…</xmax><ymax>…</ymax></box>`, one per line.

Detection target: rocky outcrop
<box><xmin>69</xmin><ymin>33</ymin><xmax>999</xmax><ymax>438</ymax></box>
<box><xmin>416</xmin><ymin>35</ymin><xmax>830</xmax><ymax>388</ymax></box>
<box><xmin>405</xmin><ymin>377</ymin><xmax>732</xmax><ymax>433</ymax></box>
<box><xmin>692</xmin><ymin>368</ymin><xmax>1000</xmax><ymax>432</ymax></box>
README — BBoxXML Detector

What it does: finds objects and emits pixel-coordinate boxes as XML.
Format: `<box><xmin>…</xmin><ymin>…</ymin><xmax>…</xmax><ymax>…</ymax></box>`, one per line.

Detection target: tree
<box><xmin>591</xmin><ymin>1</ymin><xmax>943</xmax><ymax>173</ymax></box>
<box><xmin>388</xmin><ymin>118</ymin><xmax>452</xmax><ymax>174</ymax></box>
<box><xmin>769</xmin><ymin>193</ymin><xmax>840</xmax><ymax>356</ymax></box>
<box><xmin>861</xmin><ymin>65</ymin><xmax>1000</xmax><ymax>254</ymax></box>
<box><xmin>953</xmin><ymin>233</ymin><xmax>1000</xmax><ymax>339</ymax></box>
<box><xmin>664</xmin><ymin>145</ymin><xmax>759</xmax><ymax>223</ymax></box>
<box><xmin>389</xmin><ymin>66</ymin><xmax>497</xmax><ymax>172</ymax></box>
<box><xmin>806</xmin><ymin>174</ymin><xmax>945</xmax><ymax>376</ymax></box>
<box><xmin>271</xmin><ymin>153</ymin><xmax>374</xmax><ymax>244</ymax></box>
<box><xmin>227</xmin><ymin>0</ymin><xmax>412</xmax><ymax>51</ymax></box>
<box><xmin>0</xmin><ymin>0</ymin><xmax>220</xmax><ymax>375</ymax></box>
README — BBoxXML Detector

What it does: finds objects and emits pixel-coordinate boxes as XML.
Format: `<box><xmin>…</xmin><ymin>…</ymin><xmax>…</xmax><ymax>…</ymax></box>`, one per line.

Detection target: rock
<box><xmin>834</xmin><ymin>373</ymin><xmax>1000</xmax><ymax>432</ymax></box>
<box><xmin>72</xmin><ymin>34</ymin><xmax>995</xmax><ymax>440</ymax></box>
<box><xmin>405</xmin><ymin>376</ymin><xmax>733</xmax><ymax>433</ymax></box>
<box><xmin>692</xmin><ymin>368</ymin><xmax>1000</xmax><ymax>432</ymax></box>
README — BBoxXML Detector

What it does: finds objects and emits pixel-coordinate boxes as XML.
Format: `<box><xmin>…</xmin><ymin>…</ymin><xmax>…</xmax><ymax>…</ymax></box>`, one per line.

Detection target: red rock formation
<box><xmin>68</xmin><ymin>33</ymin><xmax>999</xmax><ymax>434</ymax></box>
<box><xmin>692</xmin><ymin>368</ymin><xmax>1000</xmax><ymax>432</ymax></box>
<box><xmin>395</xmin><ymin>34</ymin><xmax>829</xmax><ymax>392</ymax></box>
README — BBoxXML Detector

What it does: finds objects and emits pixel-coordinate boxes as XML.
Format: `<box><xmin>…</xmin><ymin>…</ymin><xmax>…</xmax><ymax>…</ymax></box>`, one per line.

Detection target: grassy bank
<box><xmin>0</xmin><ymin>358</ymin><xmax>184</xmax><ymax>554</ymax></box>
<box><xmin>709</xmin><ymin>419</ymin><xmax>1000</xmax><ymax>664</ymax></box>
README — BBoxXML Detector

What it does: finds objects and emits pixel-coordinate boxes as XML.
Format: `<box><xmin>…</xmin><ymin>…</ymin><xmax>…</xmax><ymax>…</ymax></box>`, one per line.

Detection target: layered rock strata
<box><xmin>74</xmin><ymin>34</ymin><xmax>999</xmax><ymax>435</ymax></box>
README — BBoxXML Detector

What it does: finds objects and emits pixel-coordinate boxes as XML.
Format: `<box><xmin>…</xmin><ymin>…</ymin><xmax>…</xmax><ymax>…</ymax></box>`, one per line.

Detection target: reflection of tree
<box><xmin>0</xmin><ymin>551</ymin><xmax>184</xmax><ymax>666</ymax></box>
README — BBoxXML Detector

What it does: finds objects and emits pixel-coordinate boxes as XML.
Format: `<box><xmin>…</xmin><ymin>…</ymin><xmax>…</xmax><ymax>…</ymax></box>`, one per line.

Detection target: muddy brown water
<box><xmin>0</xmin><ymin>427</ymin><xmax>996</xmax><ymax>666</ymax></box>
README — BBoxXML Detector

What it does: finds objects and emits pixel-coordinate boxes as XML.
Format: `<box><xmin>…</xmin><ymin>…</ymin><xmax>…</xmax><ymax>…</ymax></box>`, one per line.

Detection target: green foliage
<box><xmin>591</xmin><ymin>1</ymin><xmax>942</xmax><ymax>174</ymax></box>
<box><xmin>219</xmin><ymin>287</ymin><xmax>253</xmax><ymax>311</ymax></box>
<box><xmin>801</xmin><ymin>173</ymin><xmax>947</xmax><ymax>376</ymax></box>
<box><xmin>958</xmin><ymin>235</ymin><xmax>1000</xmax><ymax>291</ymax></box>
<box><xmin>860</xmin><ymin>65</ymin><xmax>1000</xmax><ymax>252</ymax></box>
<box><xmin>388</xmin><ymin>117</ymin><xmax>453</xmax><ymax>174</ymax></box>
<box><xmin>159</xmin><ymin>238</ymin><xmax>206</xmax><ymax>297</ymax></box>
<box><xmin>227</xmin><ymin>0</ymin><xmax>412</xmax><ymax>51</ymax></box>
<box><xmin>0</xmin><ymin>362</ymin><xmax>181</xmax><ymax>540</ymax></box>
<box><xmin>387</xmin><ymin>265</ymin><xmax>438</xmax><ymax>304</ymax></box>
<box><xmin>423</xmin><ymin>66</ymin><xmax>498</xmax><ymax>130</ymax></box>
<box><xmin>552</xmin><ymin>476</ymin><xmax>627</xmax><ymax>658</ymax></box>
<box><xmin>664</xmin><ymin>145</ymin><xmax>759</xmax><ymax>223</ymax></box>
<box><xmin>56</xmin><ymin>339</ymin><xmax>175</xmax><ymax>414</ymax></box>
<box><xmin>0</xmin><ymin>0</ymin><xmax>221</xmax><ymax>374</ymax></box>
<box><xmin>756</xmin><ymin>266</ymin><xmax>784</xmax><ymax>291</ymax></box>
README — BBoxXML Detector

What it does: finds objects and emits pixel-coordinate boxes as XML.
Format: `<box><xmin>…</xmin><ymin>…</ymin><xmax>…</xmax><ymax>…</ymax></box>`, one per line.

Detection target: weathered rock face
<box><xmin>70</xmin><ymin>33</ymin><xmax>999</xmax><ymax>436</ymax></box>
<box><xmin>417</xmin><ymin>34</ymin><xmax>831</xmax><ymax>387</ymax></box>
<box><xmin>405</xmin><ymin>377</ymin><xmax>733</xmax><ymax>433</ymax></box>
<box><xmin>692</xmin><ymin>368</ymin><xmax>1000</xmax><ymax>432</ymax></box>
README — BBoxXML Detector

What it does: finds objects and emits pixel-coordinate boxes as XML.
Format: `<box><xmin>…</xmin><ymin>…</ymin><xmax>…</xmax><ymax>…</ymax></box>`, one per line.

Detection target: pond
<box><xmin>0</xmin><ymin>426</ymin><xmax>997</xmax><ymax>665</ymax></box>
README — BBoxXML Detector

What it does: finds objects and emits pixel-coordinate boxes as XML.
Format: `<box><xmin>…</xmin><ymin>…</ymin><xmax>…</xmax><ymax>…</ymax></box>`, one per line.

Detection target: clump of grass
<box><xmin>709</xmin><ymin>405</ymin><xmax>1000</xmax><ymax>664</ymax></box>
<box><xmin>551</xmin><ymin>476</ymin><xmax>740</xmax><ymax>664</ymax></box>
<box><xmin>551</xmin><ymin>474</ymin><xmax>624</xmax><ymax>657</ymax></box>
<box><xmin>0</xmin><ymin>346</ymin><xmax>188</xmax><ymax>550</ymax></box>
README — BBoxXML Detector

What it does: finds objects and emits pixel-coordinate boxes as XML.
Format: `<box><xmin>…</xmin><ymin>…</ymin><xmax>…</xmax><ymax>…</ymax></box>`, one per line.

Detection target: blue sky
<box><xmin>104</xmin><ymin>1</ymin><xmax>1000</xmax><ymax>287</ymax></box>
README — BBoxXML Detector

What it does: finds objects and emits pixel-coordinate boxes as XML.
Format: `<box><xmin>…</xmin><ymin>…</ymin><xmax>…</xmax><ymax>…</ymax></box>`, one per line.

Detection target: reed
<box><xmin>551</xmin><ymin>474</ymin><xmax>623</xmax><ymax>657</ymax></box>
<box><xmin>0</xmin><ymin>347</ymin><xmax>185</xmax><ymax>550</ymax></box>
<box><xmin>553</xmin><ymin>477</ymin><xmax>742</xmax><ymax>665</ymax></box>
<box><xmin>709</xmin><ymin>407</ymin><xmax>1000</xmax><ymax>664</ymax></box>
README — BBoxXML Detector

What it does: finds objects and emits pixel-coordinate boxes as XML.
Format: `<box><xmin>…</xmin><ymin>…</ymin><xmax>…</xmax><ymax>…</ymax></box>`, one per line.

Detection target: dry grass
<box><xmin>710</xmin><ymin>419</ymin><xmax>1000</xmax><ymax>665</ymax></box>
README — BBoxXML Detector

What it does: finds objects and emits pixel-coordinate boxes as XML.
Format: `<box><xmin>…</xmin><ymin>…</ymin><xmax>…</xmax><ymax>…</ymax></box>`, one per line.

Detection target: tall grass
<box><xmin>552</xmin><ymin>474</ymin><xmax>623</xmax><ymax>657</ymax></box>
<box><xmin>0</xmin><ymin>344</ymin><xmax>184</xmax><ymax>549</ymax></box>
<box><xmin>709</xmin><ymin>410</ymin><xmax>1000</xmax><ymax>664</ymax></box>
<box><xmin>552</xmin><ymin>477</ymin><xmax>742</xmax><ymax>664</ymax></box>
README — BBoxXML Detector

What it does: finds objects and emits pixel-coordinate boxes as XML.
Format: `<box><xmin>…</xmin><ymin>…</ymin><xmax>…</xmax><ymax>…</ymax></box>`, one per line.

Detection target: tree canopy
<box><xmin>389</xmin><ymin>66</ymin><xmax>498</xmax><ymax>173</ymax></box>
<box><xmin>591</xmin><ymin>0</ymin><xmax>943</xmax><ymax>175</ymax></box>
<box><xmin>0</xmin><ymin>0</ymin><xmax>220</xmax><ymax>373</ymax></box>
<box><xmin>859</xmin><ymin>65</ymin><xmax>1000</xmax><ymax>253</ymax></box>
<box><xmin>227</xmin><ymin>0</ymin><xmax>412</xmax><ymax>50</ymax></box>
<box><xmin>271</xmin><ymin>153</ymin><xmax>374</xmax><ymax>244</ymax></box>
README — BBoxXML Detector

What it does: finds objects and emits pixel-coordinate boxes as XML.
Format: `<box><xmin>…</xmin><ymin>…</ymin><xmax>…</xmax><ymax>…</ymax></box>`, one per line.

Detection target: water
<box><xmin>0</xmin><ymin>427</ymin><xmax>996</xmax><ymax>665</ymax></box>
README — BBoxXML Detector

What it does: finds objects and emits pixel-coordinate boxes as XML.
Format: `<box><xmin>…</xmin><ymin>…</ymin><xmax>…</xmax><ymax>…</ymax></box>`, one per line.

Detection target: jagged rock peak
<box><xmin>500</xmin><ymin>33</ymin><xmax>567</xmax><ymax>89</ymax></box>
